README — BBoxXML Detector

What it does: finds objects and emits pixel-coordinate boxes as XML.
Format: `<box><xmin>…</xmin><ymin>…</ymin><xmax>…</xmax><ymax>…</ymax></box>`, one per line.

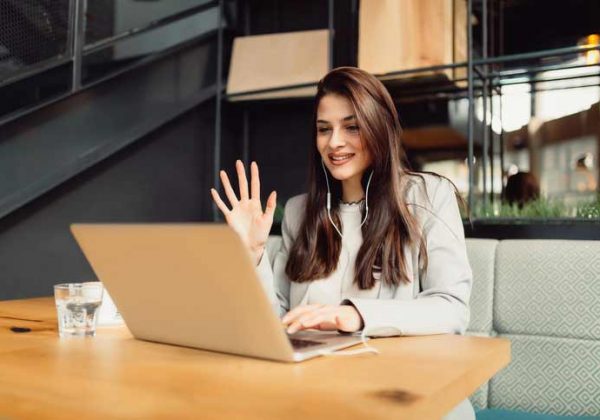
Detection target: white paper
<box><xmin>97</xmin><ymin>285</ymin><xmax>124</xmax><ymax>326</ymax></box>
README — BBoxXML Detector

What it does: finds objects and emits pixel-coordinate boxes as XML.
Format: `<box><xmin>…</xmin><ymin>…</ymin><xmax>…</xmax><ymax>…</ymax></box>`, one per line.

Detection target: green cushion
<box><xmin>477</xmin><ymin>409</ymin><xmax>600</xmax><ymax>420</ymax></box>
<box><xmin>466</xmin><ymin>239</ymin><xmax>497</xmax><ymax>334</ymax></box>
<box><xmin>489</xmin><ymin>334</ymin><xmax>600</xmax><ymax>415</ymax></box>
<box><xmin>495</xmin><ymin>240</ymin><xmax>600</xmax><ymax>339</ymax></box>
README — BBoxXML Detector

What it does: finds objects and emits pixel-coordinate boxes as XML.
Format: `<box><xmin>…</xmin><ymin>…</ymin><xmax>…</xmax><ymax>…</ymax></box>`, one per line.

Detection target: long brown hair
<box><xmin>285</xmin><ymin>67</ymin><xmax>433</xmax><ymax>289</ymax></box>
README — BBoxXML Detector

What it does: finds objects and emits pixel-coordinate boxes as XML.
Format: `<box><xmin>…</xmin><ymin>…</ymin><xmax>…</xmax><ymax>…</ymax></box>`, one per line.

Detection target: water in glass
<box><xmin>54</xmin><ymin>283</ymin><xmax>103</xmax><ymax>337</ymax></box>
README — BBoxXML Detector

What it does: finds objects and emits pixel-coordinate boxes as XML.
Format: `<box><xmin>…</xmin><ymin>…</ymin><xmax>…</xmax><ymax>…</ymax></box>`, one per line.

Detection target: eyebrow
<box><xmin>316</xmin><ymin>115</ymin><xmax>356</xmax><ymax>124</ymax></box>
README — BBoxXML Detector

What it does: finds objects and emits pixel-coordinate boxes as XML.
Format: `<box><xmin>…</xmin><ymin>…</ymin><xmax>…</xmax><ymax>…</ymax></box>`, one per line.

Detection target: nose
<box><xmin>328</xmin><ymin>127</ymin><xmax>346</xmax><ymax>149</ymax></box>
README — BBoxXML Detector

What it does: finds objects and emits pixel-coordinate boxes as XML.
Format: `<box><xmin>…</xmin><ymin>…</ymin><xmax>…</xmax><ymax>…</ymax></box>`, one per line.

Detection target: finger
<box><xmin>298</xmin><ymin>310</ymin><xmax>338</xmax><ymax>331</ymax></box>
<box><xmin>286</xmin><ymin>321</ymin><xmax>303</xmax><ymax>334</ymax></box>
<box><xmin>282</xmin><ymin>308</ymin><xmax>314</xmax><ymax>327</ymax></box>
<box><xmin>264</xmin><ymin>191</ymin><xmax>277</xmax><ymax>219</ymax></box>
<box><xmin>250</xmin><ymin>161</ymin><xmax>260</xmax><ymax>201</ymax></box>
<box><xmin>287</xmin><ymin>319</ymin><xmax>309</xmax><ymax>334</ymax></box>
<box><xmin>220</xmin><ymin>170</ymin><xmax>239</xmax><ymax>206</ymax></box>
<box><xmin>282</xmin><ymin>304</ymin><xmax>324</xmax><ymax>325</ymax></box>
<box><xmin>282</xmin><ymin>304</ymin><xmax>325</xmax><ymax>324</ymax></box>
<box><xmin>300</xmin><ymin>306</ymin><xmax>338</xmax><ymax>325</ymax></box>
<box><xmin>287</xmin><ymin>314</ymin><xmax>337</xmax><ymax>334</ymax></box>
<box><xmin>286</xmin><ymin>322</ymin><xmax>299</xmax><ymax>334</ymax></box>
<box><xmin>236</xmin><ymin>160</ymin><xmax>249</xmax><ymax>200</ymax></box>
<box><xmin>285</xmin><ymin>307</ymin><xmax>336</xmax><ymax>334</ymax></box>
<box><xmin>210</xmin><ymin>188</ymin><xmax>231</xmax><ymax>215</ymax></box>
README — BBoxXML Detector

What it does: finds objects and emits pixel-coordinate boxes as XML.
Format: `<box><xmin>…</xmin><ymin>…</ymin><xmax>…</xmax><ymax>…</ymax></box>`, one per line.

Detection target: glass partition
<box><xmin>0</xmin><ymin>0</ymin><xmax>220</xmax><ymax>123</ymax></box>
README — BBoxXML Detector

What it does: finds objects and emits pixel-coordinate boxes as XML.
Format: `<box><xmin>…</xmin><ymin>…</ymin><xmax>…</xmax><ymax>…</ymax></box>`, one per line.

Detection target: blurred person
<box><xmin>504</xmin><ymin>171</ymin><xmax>540</xmax><ymax>208</ymax></box>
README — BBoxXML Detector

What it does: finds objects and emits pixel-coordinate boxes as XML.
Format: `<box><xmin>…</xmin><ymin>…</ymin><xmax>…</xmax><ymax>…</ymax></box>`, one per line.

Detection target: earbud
<box><xmin>321</xmin><ymin>159</ymin><xmax>373</xmax><ymax>239</ymax></box>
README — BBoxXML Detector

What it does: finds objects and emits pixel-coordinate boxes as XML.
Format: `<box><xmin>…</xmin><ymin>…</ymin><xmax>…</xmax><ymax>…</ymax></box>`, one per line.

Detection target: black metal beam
<box><xmin>467</xmin><ymin>0</ymin><xmax>475</xmax><ymax>212</ymax></box>
<box><xmin>213</xmin><ymin>0</ymin><xmax>224</xmax><ymax>221</ymax></box>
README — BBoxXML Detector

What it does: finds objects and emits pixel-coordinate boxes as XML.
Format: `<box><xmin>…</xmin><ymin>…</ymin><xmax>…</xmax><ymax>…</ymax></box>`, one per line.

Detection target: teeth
<box><xmin>331</xmin><ymin>154</ymin><xmax>353</xmax><ymax>161</ymax></box>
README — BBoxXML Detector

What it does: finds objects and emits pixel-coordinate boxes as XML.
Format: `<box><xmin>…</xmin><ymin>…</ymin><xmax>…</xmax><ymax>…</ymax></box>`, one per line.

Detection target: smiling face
<box><xmin>316</xmin><ymin>94</ymin><xmax>373</xmax><ymax>191</ymax></box>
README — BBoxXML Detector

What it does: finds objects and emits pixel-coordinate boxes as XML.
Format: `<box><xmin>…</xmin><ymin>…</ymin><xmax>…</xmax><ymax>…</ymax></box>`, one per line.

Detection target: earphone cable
<box><xmin>321</xmin><ymin>159</ymin><xmax>373</xmax><ymax>239</ymax></box>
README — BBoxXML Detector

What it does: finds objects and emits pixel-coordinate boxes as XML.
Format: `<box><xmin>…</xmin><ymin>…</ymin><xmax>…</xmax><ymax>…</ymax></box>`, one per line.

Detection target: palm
<box><xmin>225</xmin><ymin>197</ymin><xmax>271</xmax><ymax>249</ymax></box>
<box><xmin>211</xmin><ymin>160</ymin><xmax>277</xmax><ymax>261</ymax></box>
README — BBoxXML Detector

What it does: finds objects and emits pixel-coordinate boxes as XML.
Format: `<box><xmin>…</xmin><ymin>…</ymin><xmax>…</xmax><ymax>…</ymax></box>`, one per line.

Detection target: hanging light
<box><xmin>578</xmin><ymin>34</ymin><xmax>600</xmax><ymax>65</ymax></box>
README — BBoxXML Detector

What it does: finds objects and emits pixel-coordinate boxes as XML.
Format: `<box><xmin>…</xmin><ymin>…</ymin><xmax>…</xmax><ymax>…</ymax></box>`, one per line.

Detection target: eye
<box><xmin>347</xmin><ymin>125</ymin><xmax>359</xmax><ymax>132</ymax></box>
<box><xmin>317</xmin><ymin>127</ymin><xmax>331</xmax><ymax>134</ymax></box>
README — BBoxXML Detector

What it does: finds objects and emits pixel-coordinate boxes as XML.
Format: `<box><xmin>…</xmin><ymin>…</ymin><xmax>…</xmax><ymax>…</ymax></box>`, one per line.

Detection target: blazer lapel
<box><xmin>290</xmin><ymin>281</ymin><xmax>310</xmax><ymax>308</ymax></box>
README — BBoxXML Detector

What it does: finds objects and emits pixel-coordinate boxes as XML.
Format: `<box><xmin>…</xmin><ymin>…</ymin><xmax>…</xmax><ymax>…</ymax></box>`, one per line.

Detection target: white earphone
<box><xmin>321</xmin><ymin>159</ymin><xmax>373</xmax><ymax>239</ymax></box>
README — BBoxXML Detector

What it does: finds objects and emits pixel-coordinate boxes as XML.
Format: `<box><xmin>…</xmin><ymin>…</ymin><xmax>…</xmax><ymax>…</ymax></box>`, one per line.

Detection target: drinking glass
<box><xmin>54</xmin><ymin>282</ymin><xmax>104</xmax><ymax>337</ymax></box>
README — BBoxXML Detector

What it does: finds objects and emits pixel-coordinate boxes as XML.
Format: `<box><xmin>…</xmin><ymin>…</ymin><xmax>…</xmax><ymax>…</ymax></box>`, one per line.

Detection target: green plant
<box><xmin>576</xmin><ymin>197</ymin><xmax>600</xmax><ymax>219</ymax></box>
<box><xmin>502</xmin><ymin>199</ymin><xmax>567</xmax><ymax>218</ymax></box>
<box><xmin>472</xmin><ymin>196</ymin><xmax>600</xmax><ymax>219</ymax></box>
<box><xmin>276</xmin><ymin>195</ymin><xmax>600</xmax><ymax>222</ymax></box>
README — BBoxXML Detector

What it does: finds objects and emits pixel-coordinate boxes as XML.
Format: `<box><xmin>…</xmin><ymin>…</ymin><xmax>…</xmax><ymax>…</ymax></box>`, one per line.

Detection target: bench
<box><xmin>266</xmin><ymin>237</ymin><xmax>600</xmax><ymax>419</ymax></box>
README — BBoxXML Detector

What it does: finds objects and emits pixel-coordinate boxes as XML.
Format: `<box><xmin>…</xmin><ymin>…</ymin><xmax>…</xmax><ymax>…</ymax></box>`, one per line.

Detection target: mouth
<box><xmin>328</xmin><ymin>153</ymin><xmax>355</xmax><ymax>166</ymax></box>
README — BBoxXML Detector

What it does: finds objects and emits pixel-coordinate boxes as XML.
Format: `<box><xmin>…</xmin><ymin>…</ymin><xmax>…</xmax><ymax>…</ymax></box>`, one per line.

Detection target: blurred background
<box><xmin>1</xmin><ymin>0</ymin><xmax>599</xmax><ymax>299</ymax></box>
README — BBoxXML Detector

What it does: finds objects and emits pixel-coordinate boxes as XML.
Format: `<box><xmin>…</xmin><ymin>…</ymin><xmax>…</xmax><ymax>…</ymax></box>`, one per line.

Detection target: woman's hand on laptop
<box><xmin>211</xmin><ymin>160</ymin><xmax>277</xmax><ymax>266</ymax></box>
<box><xmin>282</xmin><ymin>304</ymin><xmax>364</xmax><ymax>334</ymax></box>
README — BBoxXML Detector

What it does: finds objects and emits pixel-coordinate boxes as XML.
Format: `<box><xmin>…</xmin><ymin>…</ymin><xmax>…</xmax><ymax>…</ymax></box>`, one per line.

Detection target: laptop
<box><xmin>70</xmin><ymin>223</ymin><xmax>363</xmax><ymax>362</ymax></box>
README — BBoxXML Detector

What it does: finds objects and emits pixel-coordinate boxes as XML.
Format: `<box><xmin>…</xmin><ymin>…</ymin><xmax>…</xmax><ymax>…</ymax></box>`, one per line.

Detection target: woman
<box><xmin>211</xmin><ymin>67</ymin><xmax>474</xmax><ymax>419</ymax></box>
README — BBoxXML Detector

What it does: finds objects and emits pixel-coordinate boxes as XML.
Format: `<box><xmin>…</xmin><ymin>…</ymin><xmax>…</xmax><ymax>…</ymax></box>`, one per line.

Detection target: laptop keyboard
<box><xmin>289</xmin><ymin>338</ymin><xmax>324</xmax><ymax>349</ymax></box>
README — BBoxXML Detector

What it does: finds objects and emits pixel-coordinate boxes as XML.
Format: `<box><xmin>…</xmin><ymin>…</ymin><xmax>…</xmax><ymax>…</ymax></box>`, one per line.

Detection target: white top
<box><xmin>306</xmin><ymin>201</ymin><xmax>381</xmax><ymax>305</ymax></box>
<box><xmin>256</xmin><ymin>173</ymin><xmax>473</xmax><ymax>338</ymax></box>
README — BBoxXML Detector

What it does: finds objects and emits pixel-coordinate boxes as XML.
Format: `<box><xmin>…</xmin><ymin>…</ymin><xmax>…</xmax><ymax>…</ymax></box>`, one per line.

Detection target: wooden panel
<box><xmin>402</xmin><ymin>126</ymin><xmax>468</xmax><ymax>150</ymax></box>
<box><xmin>454</xmin><ymin>0</ymin><xmax>468</xmax><ymax>82</ymax></box>
<box><xmin>359</xmin><ymin>0</ymin><xmax>466</xmax><ymax>81</ymax></box>
<box><xmin>226</xmin><ymin>29</ymin><xmax>329</xmax><ymax>101</ymax></box>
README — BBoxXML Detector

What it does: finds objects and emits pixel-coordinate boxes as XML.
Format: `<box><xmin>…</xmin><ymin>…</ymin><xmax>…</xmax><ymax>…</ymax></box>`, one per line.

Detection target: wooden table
<box><xmin>0</xmin><ymin>297</ymin><xmax>510</xmax><ymax>419</ymax></box>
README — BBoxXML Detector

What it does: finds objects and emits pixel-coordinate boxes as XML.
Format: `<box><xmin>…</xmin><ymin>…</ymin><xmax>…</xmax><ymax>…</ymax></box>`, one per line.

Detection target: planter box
<box><xmin>271</xmin><ymin>219</ymin><xmax>600</xmax><ymax>241</ymax></box>
<box><xmin>464</xmin><ymin>218</ymin><xmax>600</xmax><ymax>240</ymax></box>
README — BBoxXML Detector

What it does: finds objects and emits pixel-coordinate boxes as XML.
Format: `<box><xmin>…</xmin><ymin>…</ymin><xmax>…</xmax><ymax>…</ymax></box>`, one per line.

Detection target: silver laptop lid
<box><xmin>71</xmin><ymin>223</ymin><xmax>297</xmax><ymax>361</ymax></box>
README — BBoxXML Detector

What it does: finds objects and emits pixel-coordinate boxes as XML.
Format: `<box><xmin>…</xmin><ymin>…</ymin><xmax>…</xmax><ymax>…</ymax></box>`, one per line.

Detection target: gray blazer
<box><xmin>256</xmin><ymin>173</ymin><xmax>473</xmax><ymax>337</ymax></box>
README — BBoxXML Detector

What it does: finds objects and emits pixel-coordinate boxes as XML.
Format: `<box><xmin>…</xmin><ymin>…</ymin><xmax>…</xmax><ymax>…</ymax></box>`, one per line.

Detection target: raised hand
<box><xmin>210</xmin><ymin>160</ymin><xmax>277</xmax><ymax>265</ymax></box>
